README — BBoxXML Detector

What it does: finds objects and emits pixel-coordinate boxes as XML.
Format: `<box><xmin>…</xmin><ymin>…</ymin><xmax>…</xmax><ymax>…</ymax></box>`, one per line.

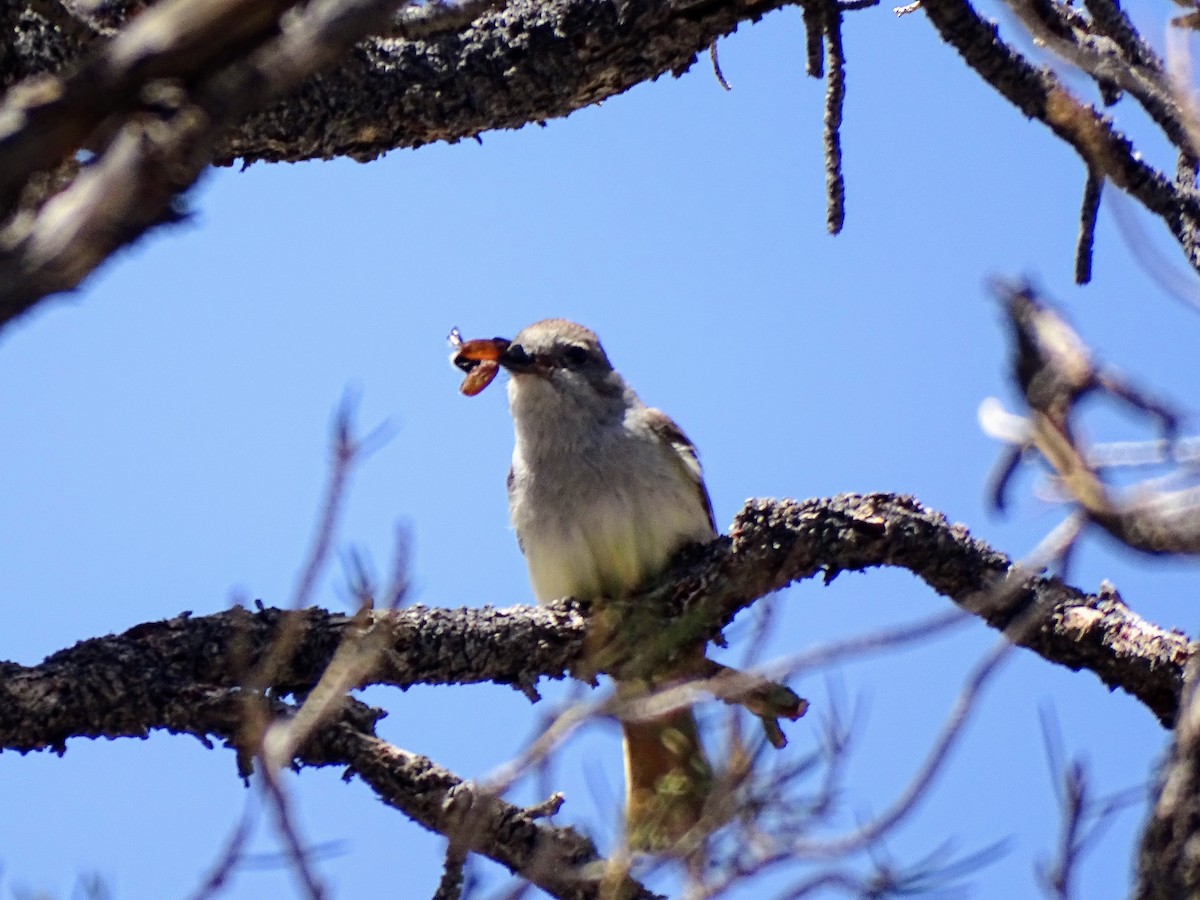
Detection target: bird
<box><xmin>495</xmin><ymin>318</ymin><xmax>717</xmax><ymax>851</ymax></box>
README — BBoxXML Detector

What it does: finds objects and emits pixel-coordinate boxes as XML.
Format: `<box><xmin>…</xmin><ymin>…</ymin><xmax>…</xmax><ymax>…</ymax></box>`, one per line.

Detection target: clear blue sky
<box><xmin>2</xmin><ymin>3</ymin><xmax>1198</xmax><ymax>898</ymax></box>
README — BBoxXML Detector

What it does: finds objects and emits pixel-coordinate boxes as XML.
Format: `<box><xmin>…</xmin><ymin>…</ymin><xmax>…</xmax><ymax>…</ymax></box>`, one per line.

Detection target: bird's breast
<box><xmin>509</xmin><ymin>441</ymin><xmax>712</xmax><ymax>603</ymax></box>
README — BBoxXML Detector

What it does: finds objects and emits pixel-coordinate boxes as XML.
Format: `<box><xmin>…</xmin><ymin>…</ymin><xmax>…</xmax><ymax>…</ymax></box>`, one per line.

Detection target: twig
<box><xmin>822</xmin><ymin>0</ymin><xmax>846</xmax><ymax>234</ymax></box>
<box><xmin>291</xmin><ymin>401</ymin><xmax>360</xmax><ymax>610</ymax></box>
<box><xmin>785</xmin><ymin>638</ymin><xmax>1015</xmax><ymax>858</ymax></box>
<box><xmin>709</xmin><ymin>41</ymin><xmax>732</xmax><ymax>91</ymax></box>
<box><xmin>1074</xmin><ymin>170</ymin><xmax>1102</xmax><ymax>284</ymax></box>
<box><xmin>187</xmin><ymin>801</ymin><xmax>259</xmax><ymax>900</ymax></box>
<box><xmin>433</xmin><ymin>840</ymin><xmax>469</xmax><ymax>900</ymax></box>
<box><xmin>918</xmin><ymin>0</ymin><xmax>1200</xmax><ymax>275</ymax></box>
<box><xmin>801</xmin><ymin>2</ymin><xmax>825</xmax><ymax>77</ymax></box>
<box><xmin>260</xmin><ymin>766</ymin><xmax>329</xmax><ymax>900</ymax></box>
<box><xmin>1038</xmin><ymin>708</ymin><xmax>1144</xmax><ymax>900</ymax></box>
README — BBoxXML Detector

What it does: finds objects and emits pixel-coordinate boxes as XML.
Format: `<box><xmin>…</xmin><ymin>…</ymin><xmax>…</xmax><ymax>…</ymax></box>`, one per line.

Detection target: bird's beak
<box><xmin>499</xmin><ymin>342</ymin><xmax>541</xmax><ymax>375</ymax></box>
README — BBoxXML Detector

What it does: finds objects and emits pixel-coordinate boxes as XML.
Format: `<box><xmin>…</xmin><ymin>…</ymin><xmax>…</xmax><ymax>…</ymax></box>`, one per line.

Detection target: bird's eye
<box><xmin>563</xmin><ymin>345</ymin><xmax>590</xmax><ymax>368</ymax></box>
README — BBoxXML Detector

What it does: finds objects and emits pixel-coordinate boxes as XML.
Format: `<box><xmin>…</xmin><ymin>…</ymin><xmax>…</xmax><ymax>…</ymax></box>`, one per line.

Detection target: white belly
<box><xmin>520</xmin><ymin>489</ymin><xmax>711</xmax><ymax>602</ymax></box>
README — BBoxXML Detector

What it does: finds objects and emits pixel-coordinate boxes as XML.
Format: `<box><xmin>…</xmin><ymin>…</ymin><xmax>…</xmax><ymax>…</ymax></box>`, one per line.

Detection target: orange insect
<box><xmin>448</xmin><ymin>327</ymin><xmax>510</xmax><ymax>396</ymax></box>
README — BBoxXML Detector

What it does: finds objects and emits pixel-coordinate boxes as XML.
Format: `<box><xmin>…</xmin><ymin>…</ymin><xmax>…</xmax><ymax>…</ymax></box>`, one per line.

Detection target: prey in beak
<box><xmin>448</xmin><ymin>327</ymin><xmax>509</xmax><ymax>396</ymax></box>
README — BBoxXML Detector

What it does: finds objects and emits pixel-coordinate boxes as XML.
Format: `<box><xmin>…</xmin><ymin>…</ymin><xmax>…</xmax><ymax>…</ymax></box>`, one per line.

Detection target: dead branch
<box><xmin>917</xmin><ymin>0</ymin><xmax>1200</xmax><ymax>273</ymax></box>
<box><xmin>989</xmin><ymin>282</ymin><xmax>1200</xmax><ymax>557</ymax></box>
<box><xmin>162</xmin><ymin>684</ymin><xmax>663</xmax><ymax>900</ymax></box>
<box><xmin>6</xmin><ymin>0</ymin><xmax>1199</xmax><ymax>329</ymax></box>
<box><xmin>0</xmin><ymin>0</ymin><xmax>800</xmax><ymax>327</ymax></box>
<box><xmin>645</xmin><ymin>494</ymin><xmax>1192</xmax><ymax>728</ymax></box>
<box><xmin>0</xmin><ymin>0</ymin><xmax>491</xmax><ymax>324</ymax></box>
<box><xmin>0</xmin><ymin>494</ymin><xmax>1189</xmax><ymax>764</ymax></box>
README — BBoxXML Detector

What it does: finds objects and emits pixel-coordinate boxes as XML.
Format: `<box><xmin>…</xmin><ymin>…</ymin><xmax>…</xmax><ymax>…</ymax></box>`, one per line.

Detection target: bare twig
<box><xmin>990</xmin><ymin>282</ymin><xmax>1200</xmax><ymax>557</ymax></box>
<box><xmin>292</xmin><ymin>402</ymin><xmax>365</xmax><ymax>609</ymax></box>
<box><xmin>1037</xmin><ymin>708</ymin><xmax>1144</xmax><ymax>900</ymax></box>
<box><xmin>709</xmin><ymin>41</ymin><xmax>732</xmax><ymax>91</ymax></box>
<box><xmin>822</xmin><ymin>0</ymin><xmax>846</xmax><ymax>234</ymax></box>
<box><xmin>1075</xmin><ymin>170</ymin><xmax>1103</xmax><ymax>284</ymax></box>
<box><xmin>260</xmin><ymin>767</ymin><xmax>329</xmax><ymax>900</ymax></box>
<box><xmin>787</xmin><ymin>638</ymin><xmax>1015</xmax><ymax>858</ymax></box>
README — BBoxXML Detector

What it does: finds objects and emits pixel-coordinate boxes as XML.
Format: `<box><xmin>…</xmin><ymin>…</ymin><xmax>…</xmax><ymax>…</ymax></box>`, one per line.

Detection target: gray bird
<box><xmin>496</xmin><ymin>318</ymin><xmax>717</xmax><ymax>851</ymax></box>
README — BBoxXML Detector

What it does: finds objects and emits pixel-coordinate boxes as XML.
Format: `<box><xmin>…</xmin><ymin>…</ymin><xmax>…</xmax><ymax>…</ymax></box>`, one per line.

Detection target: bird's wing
<box><xmin>643</xmin><ymin>407</ymin><xmax>717</xmax><ymax>534</ymax></box>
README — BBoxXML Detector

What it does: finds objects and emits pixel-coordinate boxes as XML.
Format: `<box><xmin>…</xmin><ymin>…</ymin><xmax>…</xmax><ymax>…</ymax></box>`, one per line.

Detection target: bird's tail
<box><xmin>620</xmin><ymin>696</ymin><xmax>713</xmax><ymax>852</ymax></box>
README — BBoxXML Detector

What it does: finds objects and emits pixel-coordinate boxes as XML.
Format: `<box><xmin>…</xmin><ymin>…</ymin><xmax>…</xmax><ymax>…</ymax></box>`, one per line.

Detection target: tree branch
<box><xmin>299</xmin><ymin>700</ymin><xmax>659</xmax><ymax>900</ymax></box>
<box><xmin>646</xmin><ymin>493</ymin><xmax>1192</xmax><ymax>727</ymax></box>
<box><xmin>0</xmin><ymin>0</ymin><xmax>449</xmax><ymax>322</ymax></box>
<box><xmin>918</xmin><ymin>0</ymin><xmax>1200</xmax><ymax>273</ymax></box>
<box><xmin>0</xmin><ymin>494</ymin><xmax>1189</xmax><ymax>763</ymax></box>
<box><xmin>0</xmin><ymin>0</ymin><xmax>800</xmax><ymax>327</ymax></box>
<box><xmin>71</xmin><ymin>679</ymin><xmax>660</xmax><ymax>900</ymax></box>
<box><xmin>7</xmin><ymin>0</ymin><xmax>1200</xmax><ymax>325</ymax></box>
<box><xmin>2</xmin><ymin>0</ymin><xmax>793</xmax><ymax>165</ymax></box>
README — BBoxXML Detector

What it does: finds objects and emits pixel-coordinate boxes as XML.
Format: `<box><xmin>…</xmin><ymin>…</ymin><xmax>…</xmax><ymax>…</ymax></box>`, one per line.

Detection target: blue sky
<box><xmin>2</xmin><ymin>3</ymin><xmax>1198</xmax><ymax>898</ymax></box>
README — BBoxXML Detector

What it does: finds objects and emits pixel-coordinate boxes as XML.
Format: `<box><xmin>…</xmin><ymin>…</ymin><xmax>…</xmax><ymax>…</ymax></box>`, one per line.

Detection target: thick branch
<box><xmin>1</xmin><ymin>0</ymin><xmax>791</xmax><ymax>165</ymax></box>
<box><xmin>0</xmin><ymin>494</ymin><xmax>1189</xmax><ymax>761</ymax></box>
<box><xmin>220</xmin><ymin>0</ymin><xmax>791</xmax><ymax>165</ymax></box>
<box><xmin>0</xmin><ymin>602</ymin><xmax>587</xmax><ymax>752</ymax></box>
<box><xmin>638</xmin><ymin>493</ymin><xmax>1191</xmax><ymax>727</ymax></box>
<box><xmin>0</xmin><ymin>0</ymin><xmax>794</xmax><ymax>327</ymax></box>
<box><xmin>24</xmin><ymin>677</ymin><xmax>656</xmax><ymax>900</ymax></box>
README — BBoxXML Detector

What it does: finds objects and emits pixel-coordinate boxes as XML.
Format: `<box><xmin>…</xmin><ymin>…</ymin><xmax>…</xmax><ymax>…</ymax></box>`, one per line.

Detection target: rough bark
<box><xmin>2</xmin><ymin>0</ymin><xmax>792</xmax><ymax>167</ymax></box>
<box><xmin>1</xmin><ymin>494</ymin><xmax>1188</xmax><ymax>761</ymax></box>
<box><xmin>0</xmin><ymin>0</ymin><xmax>797</xmax><ymax>327</ymax></box>
<box><xmin>4</xmin><ymin>0</ymin><xmax>1200</xmax><ymax>329</ymax></box>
